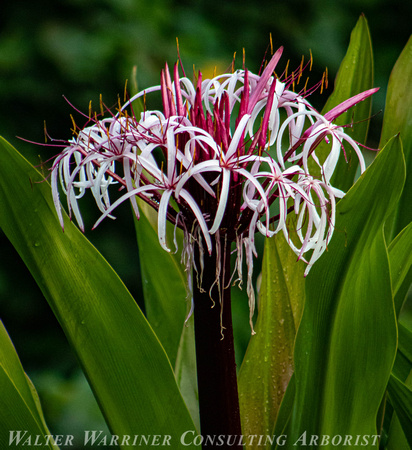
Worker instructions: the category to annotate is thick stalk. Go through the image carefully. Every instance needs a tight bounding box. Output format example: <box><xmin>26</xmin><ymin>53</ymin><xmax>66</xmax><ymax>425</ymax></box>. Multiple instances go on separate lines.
<box><xmin>193</xmin><ymin>236</ymin><xmax>243</xmax><ymax>447</ymax></box>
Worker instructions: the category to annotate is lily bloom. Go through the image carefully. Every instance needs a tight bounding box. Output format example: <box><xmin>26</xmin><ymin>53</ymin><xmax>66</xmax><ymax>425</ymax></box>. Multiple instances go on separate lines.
<box><xmin>51</xmin><ymin>47</ymin><xmax>378</xmax><ymax>323</ymax></box>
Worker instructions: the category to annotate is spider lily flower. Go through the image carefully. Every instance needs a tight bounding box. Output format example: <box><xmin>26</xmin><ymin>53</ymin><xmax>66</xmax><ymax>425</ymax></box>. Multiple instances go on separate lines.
<box><xmin>50</xmin><ymin>48</ymin><xmax>378</xmax><ymax>319</ymax></box>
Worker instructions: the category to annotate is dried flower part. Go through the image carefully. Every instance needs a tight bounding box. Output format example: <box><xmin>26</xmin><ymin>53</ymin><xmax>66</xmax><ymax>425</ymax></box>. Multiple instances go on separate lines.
<box><xmin>51</xmin><ymin>48</ymin><xmax>377</xmax><ymax>317</ymax></box>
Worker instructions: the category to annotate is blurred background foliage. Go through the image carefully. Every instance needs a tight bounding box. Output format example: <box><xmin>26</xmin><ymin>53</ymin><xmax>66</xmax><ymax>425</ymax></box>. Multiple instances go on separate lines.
<box><xmin>0</xmin><ymin>0</ymin><xmax>411</xmax><ymax>445</ymax></box>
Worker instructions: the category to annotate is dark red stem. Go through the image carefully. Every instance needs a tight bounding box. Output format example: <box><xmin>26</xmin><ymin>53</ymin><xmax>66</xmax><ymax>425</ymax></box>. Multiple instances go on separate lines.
<box><xmin>193</xmin><ymin>236</ymin><xmax>243</xmax><ymax>448</ymax></box>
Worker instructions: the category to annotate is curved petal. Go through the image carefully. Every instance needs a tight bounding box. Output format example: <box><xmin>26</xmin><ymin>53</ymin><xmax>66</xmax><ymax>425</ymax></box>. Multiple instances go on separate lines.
<box><xmin>92</xmin><ymin>184</ymin><xmax>158</xmax><ymax>229</ymax></box>
<box><xmin>179</xmin><ymin>189</ymin><xmax>213</xmax><ymax>254</ymax></box>
<box><xmin>225</xmin><ymin>114</ymin><xmax>250</xmax><ymax>160</ymax></box>
<box><xmin>157</xmin><ymin>189</ymin><xmax>174</xmax><ymax>252</ymax></box>
<box><xmin>175</xmin><ymin>160</ymin><xmax>221</xmax><ymax>197</ymax></box>
<box><xmin>209</xmin><ymin>167</ymin><xmax>231</xmax><ymax>234</ymax></box>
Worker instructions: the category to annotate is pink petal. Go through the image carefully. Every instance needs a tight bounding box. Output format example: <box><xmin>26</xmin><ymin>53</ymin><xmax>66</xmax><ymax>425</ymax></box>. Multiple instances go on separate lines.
<box><xmin>248</xmin><ymin>46</ymin><xmax>283</xmax><ymax>114</ymax></box>
<box><xmin>324</xmin><ymin>88</ymin><xmax>379</xmax><ymax>122</ymax></box>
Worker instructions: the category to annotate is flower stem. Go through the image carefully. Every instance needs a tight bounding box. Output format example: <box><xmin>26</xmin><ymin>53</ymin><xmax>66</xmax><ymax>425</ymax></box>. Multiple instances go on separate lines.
<box><xmin>193</xmin><ymin>236</ymin><xmax>243</xmax><ymax>447</ymax></box>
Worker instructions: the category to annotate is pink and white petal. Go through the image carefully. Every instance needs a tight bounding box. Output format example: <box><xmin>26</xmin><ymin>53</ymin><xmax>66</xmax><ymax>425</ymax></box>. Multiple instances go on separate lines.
<box><xmin>123</xmin><ymin>157</ymin><xmax>140</xmax><ymax>218</ymax></box>
<box><xmin>157</xmin><ymin>189</ymin><xmax>174</xmax><ymax>252</ymax></box>
<box><xmin>248</xmin><ymin>46</ymin><xmax>283</xmax><ymax>114</ymax></box>
<box><xmin>237</xmin><ymin>167</ymin><xmax>269</xmax><ymax>212</ymax></box>
<box><xmin>119</xmin><ymin>85</ymin><xmax>162</xmax><ymax>113</ymax></box>
<box><xmin>225</xmin><ymin>114</ymin><xmax>251</xmax><ymax>160</ymax></box>
<box><xmin>51</xmin><ymin>163</ymin><xmax>65</xmax><ymax>230</ymax></box>
<box><xmin>323</xmin><ymin>88</ymin><xmax>379</xmax><ymax>122</ymax></box>
<box><xmin>322</xmin><ymin>132</ymin><xmax>343</xmax><ymax>183</ymax></box>
<box><xmin>339</xmin><ymin>131</ymin><xmax>366</xmax><ymax>173</ymax></box>
<box><xmin>179</xmin><ymin>189</ymin><xmax>213</xmax><ymax>254</ymax></box>
<box><xmin>175</xmin><ymin>160</ymin><xmax>221</xmax><ymax>197</ymax></box>
<box><xmin>209</xmin><ymin>167</ymin><xmax>231</xmax><ymax>234</ymax></box>
<box><xmin>92</xmin><ymin>184</ymin><xmax>158</xmax><ymax>229</ymax></box>
<box><xmin>166</xmin><ymin>127</ymin><xmax>178</xmax><ymax>181</ymax></box>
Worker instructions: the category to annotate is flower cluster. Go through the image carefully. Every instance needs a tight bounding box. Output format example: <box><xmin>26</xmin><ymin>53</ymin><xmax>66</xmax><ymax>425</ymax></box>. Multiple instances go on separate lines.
<box><xmin>51</xmin><ymin>47</ymin><xmax>376</xmax><ymax>315</ymax></box>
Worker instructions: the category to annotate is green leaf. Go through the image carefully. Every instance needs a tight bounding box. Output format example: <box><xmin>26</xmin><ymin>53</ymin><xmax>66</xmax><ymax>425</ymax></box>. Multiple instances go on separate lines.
<box><xmin>398</xmin><ymin>323</ymin><xmax>412</xmax><ymax>369</ymax></box>
<box><xmin>386</xmin><ymin>411</ymin><xmax>411</xmax><ymax>450</ymax></box>
<box><xmin>238</xmin><ymin>234</ymin><xmax>305</xmax><ymax>448</ymax></box>
<box><xmin>392</xmin><ymin>320</ymin><xmax>412</xmax><ymax>382</ymax></box>
<box><xmin>282</xmin><ymin>135</ymin><xmax>404</xmax><ymax>448</ymax></box>
<box><xmin>387</xmin><ymin>374</ymin><xmax>412</xmax><ymax>448</ymax></box>
<box><xmin>272</xmin><ymin>373</ymin><xmax>295</xmax><ymax>439</ymax></box>
<box><xmin>388</xmin><ymin>220</ymin><xmax>412</xmax><ymax>316</ymax></box>
<box><xmin>0</xmin><ymin>321</ymin><xmax>58</xmax><ymax>448</ymax></box>
<box><xmin>0</xmin><ymin>137</ymin><xmax>196</xmax><ymax>444</ymax></box>
<box><xmin>380</xmin><ymin>36</ymin><xmax>412</xmax><ymax>241</ymax></box>
<box><xmin>314</xmin><ymin>14</ymin><xmax>374</xmax><ymax>191</ymax></box>
<box><xmin>134</xmin><ymin>200</ymin><xmax>188</xmax><ymax>367</ymax></box>
<box><xmin>174</xmin><ymin>319</ymin><xmax>199</xmax><ymax>431</ymax></box>
<box><xmin>134</xmin><ymin>201</ymin><xmax>199</xmax><ymax>429</ymax></box>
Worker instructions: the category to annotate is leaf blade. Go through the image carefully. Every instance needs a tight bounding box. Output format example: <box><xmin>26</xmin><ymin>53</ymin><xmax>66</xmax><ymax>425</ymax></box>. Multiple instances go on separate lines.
<box><xmin>0</xmin><ymin>137</ymin><xmax>195</xmax><ymax>442</ymax></box>
<box><xmin>387</xmin><ymin>374</ymin><xmax>412</xmax><ymax>448</ymax></box>
<box><xmin>134</xmin><ymin>200</ymin><xmax>189</xmax><ymax>367</ymax></box>
<box><xmin>283</xmin><ymin>135</ymin><xmax>404</xmax><ymax>446</ymax></box>
<box><xmin>238</xmin><ymin>234</ymin><xmax>305</xmax><ymax>447</ymax></box>
<box><xmin>0</xmin><ymin>321</ymin><xmax>58</xmax><ymax>449</ymax></box>
<box><xmin>380</xmin><ymin>36</ymin><xmax>412</xmax><ymax>241</ymax></box>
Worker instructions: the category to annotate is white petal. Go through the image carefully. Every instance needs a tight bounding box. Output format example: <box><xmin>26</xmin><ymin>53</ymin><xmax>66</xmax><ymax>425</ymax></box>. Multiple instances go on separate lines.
<box><xmin>209</xmin><ymin>168</ymin><xmax>231</xmax><ymax>234</ymax></box>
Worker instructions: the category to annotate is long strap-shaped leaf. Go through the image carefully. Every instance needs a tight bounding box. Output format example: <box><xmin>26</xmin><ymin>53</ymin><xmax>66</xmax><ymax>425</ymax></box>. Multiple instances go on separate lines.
<box><xmin>238</xmin><ymin>233</ymin><xmax>305</xmax><ymax>445</ymax></box>
<box><xmin>133</xmin><ymin>200</ymin><xmax>188</xmax><ymax>368</ymax></box>
<box><xmin>277</xmin><ymin>135</ymin><xmax>404</xmax><ymax>449</ymax></box>
<box><xmin>0</xmin><ymin>321</ymin><xmax>59</xmax><ymax>448</ymax></box>
<box><xmin>387</xmin><ymin>374</ymin><xmax>412</xmax><ymax>448</ymax></box>
<box><xmin>0</xmin><ymin>137</ymin><xmax>195</xmax><ymax>446</ymax></box>
<box><xmin>133</xmin><ymin>201</ymin><xmax>199</xmax><ymax>429</ymax></box>
<box><xmin>380</xmin><ymin>36</ymin><xmax>412</xmax><ymax>242</ymax></box>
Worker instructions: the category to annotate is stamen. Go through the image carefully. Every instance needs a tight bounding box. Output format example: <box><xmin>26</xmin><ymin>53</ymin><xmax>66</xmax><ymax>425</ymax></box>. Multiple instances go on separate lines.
<box><xmin>176</xmin><ymin>37</ymin><xmax>186</xmax><ymax>76</ymax></box>
<box><xmin>309</xmin><ymin>49</ymin><xmax>313</xmax><ymax>71</ymax></box>
<box><xmin>303</xmin><ymin>76</ymin><xmax>310</xmax><ymax>94</ymax></box>
<box><xmin>89</xmin><ymin>100</ymin><xmax>92</xmax><ymax>120</ymax></box>
<box><xmin>231</xmin><ymin>52</ymin><xmax>236</xmax><ymax>73</ymax></box>
<box><xmin>270</xmin><ymin>32</ymin><xmax>273</xmax><ymax>55</ymax></box>
<box><xmin>43</xmin><ymin>121</ymin><xmax>48</xmax><ymax>143</ymax></box>
<box><xmin>298</xmin><ymin>55</ymin><xmax>304</xmax><ymax>84</ymax></box>
<box><xmin>70</xmin><ymin>114</ymin><xmax>77</xmax><ymax>135</ymax></box>
<box><xmin>100</xmin><ymin>94</ymin><xmax>104</xmax><ymax>117</ymax></box>
<box><xmin>124</xmin><ymin>79</ymin><xmax>128</xmax><ymax>103</ymax></box>
<box><xmin>284</xmin><ymin>59</ymin><xmax>290</xmax><ymax>80</ymax></box>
